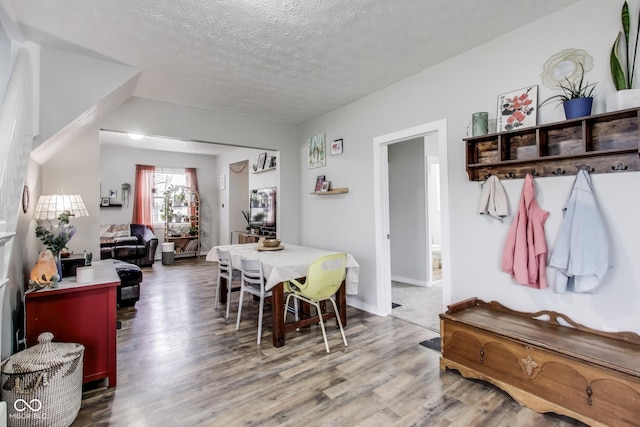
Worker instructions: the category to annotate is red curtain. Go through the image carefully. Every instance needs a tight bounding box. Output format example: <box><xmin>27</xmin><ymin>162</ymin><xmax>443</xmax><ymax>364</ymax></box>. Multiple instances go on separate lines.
<box><xmin>132</xmin><ymin>164</ymin><xmax>155</xmax><ymax>230</ymax></box>
<box><xmin>186</xmin><ymin>168</ymin><xmax>199</xmax><ymax>192</ymax></box>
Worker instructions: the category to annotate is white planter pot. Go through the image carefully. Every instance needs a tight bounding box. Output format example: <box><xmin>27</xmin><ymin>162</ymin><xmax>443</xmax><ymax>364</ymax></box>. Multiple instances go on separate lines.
<box><xmin>605</xmin><ymin>89</ymin><xmax>640</xmax><ymax>112</ymax></box>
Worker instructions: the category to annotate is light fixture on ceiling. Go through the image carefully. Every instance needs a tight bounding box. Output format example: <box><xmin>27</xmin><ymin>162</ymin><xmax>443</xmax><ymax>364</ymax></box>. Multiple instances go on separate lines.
<box><xmin>128</xmin><ymin>133</ymin><xmax>145</xmax><ymax>140</ymax></box>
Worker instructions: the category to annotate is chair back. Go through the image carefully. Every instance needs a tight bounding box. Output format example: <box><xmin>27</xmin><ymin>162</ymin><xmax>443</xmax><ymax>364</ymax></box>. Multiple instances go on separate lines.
<box><xmin>216</xmin><ymin>249</ymin><xmax>233</xmax><ymax>280</ymax></box>
<box><xmin>297</xmin><ymin>253</ymin><xmax>347</xmax><ymax>300</ymax></box>
<box><xmin>240</xmin><ymin>257</ymin><xmax>265</xmax><ymax>288</ymax></box>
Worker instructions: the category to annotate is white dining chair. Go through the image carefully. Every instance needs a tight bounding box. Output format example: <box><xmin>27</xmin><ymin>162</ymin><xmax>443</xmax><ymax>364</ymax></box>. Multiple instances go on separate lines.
<box><xmin>236</xmin><ymin>257</ymin><xmax>272</xmax><ymax>344</ymax></box>
<box><xmin>215</xmin><ymin>248</ymin><xmax>241</xmax><ymax>319</ymax></box>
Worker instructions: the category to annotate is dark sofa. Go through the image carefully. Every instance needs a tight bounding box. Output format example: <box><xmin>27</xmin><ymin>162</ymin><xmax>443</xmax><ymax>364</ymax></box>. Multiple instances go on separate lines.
<box><xmin>100</xmin><ymin>224</ymin><xmax>158</xmax><ymax>267</ymax></box>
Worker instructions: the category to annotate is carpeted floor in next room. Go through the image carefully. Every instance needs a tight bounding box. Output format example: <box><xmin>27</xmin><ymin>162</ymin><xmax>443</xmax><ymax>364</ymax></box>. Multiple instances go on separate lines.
<box><xmin>391</xmin><ymin>278</ymin><xmax>443</xmax><ymax>333</ymax></box>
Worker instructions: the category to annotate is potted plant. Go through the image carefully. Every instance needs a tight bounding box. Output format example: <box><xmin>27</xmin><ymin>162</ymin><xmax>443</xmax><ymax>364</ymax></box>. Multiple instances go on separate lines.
<box><xmin>608</xmin><ymin>1</ymin><xmax>640</xmax><ymax>111</ymax></box>
<box><xmin>542</xmin><ymin>63</ymin><xmax>597</xmax><ymax>119</ymax></box>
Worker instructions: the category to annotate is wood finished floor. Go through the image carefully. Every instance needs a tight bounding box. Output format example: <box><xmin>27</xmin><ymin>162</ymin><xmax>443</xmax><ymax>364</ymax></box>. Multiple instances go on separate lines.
<box><xmin>73</xmin><ymin>257</ymin><xmax>586</xmax><ymax>426</ymax></box>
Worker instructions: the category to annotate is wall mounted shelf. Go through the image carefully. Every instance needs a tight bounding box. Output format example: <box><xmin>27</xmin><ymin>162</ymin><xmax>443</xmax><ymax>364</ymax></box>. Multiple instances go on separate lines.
<box><xmin>310</xmin><ymin>187</ymin><xmax>349</xmax><ymax>195</ymax></box>
<box><xmin>252</xmin><ymin>166</ymin><xmax>276</xmax><ymax>174</ymax></box>
<box><xmin>465</xmin><ymin>107</ymin><xmax>640</xmax><ymax>180</ymax></box>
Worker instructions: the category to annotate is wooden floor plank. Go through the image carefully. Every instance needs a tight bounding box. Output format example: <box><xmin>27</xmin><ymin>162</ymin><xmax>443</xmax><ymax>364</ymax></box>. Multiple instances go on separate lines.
<box><xmin>72</xmin><ymin>258</ymin><xmax>587</xmax><ymax>426</ymax></box>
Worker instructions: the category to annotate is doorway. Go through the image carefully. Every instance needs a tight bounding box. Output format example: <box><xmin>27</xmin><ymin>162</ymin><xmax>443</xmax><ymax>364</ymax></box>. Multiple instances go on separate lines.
<box><xmin>372</xmin><ymin>119</ymin><xmax>451</xmax><ymax>326</ymax></box>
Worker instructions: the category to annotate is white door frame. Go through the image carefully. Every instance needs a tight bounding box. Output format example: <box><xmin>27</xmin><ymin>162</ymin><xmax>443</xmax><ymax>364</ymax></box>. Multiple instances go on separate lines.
<box><xmin>372</xmin><ymin>119</ymin><xmax>451</xmax><ymax>316</ymax></box>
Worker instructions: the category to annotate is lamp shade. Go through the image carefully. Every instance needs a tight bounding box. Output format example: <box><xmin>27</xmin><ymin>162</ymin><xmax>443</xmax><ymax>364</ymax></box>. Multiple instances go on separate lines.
<box><xmin>33</xmin><ymin>194</ymin><xmax>89</xmax><ymax>220</ymax></box>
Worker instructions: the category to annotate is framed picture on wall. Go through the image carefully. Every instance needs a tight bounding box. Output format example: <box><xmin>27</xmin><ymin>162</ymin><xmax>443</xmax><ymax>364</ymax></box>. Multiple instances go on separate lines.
<box><xmin>308</xmin><ymin>134</ymin><xmax>326</xmax><ymax>168</ymax></box>
<box><xmin>331</xmin><ymin>139</ymin><xmax>343</xmax><ymax>155</ymax></box>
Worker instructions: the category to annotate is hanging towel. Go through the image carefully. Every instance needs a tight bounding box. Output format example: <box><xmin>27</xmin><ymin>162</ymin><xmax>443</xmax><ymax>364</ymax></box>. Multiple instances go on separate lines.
<box><xmin>477</xmin><ymin>175</ymin><xmax>508</xmax><ymax>220</ymax></box>
<box><xmin>501</xmin><ymin>173</ymin><xmax>550</xmax><ymax>289</ymax></box>
<box><xmin>548</xmin><ymin>169</ymin><xmax>609</xmax><ymax>293</ymax></box>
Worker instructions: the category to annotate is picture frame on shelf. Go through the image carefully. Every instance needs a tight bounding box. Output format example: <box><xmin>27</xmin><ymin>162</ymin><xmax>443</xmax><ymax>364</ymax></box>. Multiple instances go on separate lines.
<box><xmin>269</xmin><ymin>155</ymin><xmax>277</xmax><ymax>168</ymax></box>
<box><xmin>315</xmin><ymin>175</ymin><xmax>325</xmax><ymax>192</ymax></box>
<box><xmin>321</xmin><ymin>181</ymin><xmax>331</xmax><ymax>192</ymax></box>
<box><xmin>331</xmin><ymin>138</ymin><xmax>343</xmax><ymax>155</ymax></box>
<box><xmin>257</xmin><ymin>152</ymin><xmax>267</xmax><ymax>170</ymax></box>
<box><xmin>101</xmin><ymin>197</ymin><xmax>110</xmax><ymax>207</ymax></box>
<box><xmin>496</xmin><ymin>85</ymin><xmax>537</xmax><ymax>133</ymax></box>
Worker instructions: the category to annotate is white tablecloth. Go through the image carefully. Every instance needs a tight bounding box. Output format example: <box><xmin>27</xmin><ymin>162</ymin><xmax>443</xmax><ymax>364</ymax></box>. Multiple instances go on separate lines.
<box><xmin>206</xmin><ymin>243</ymin><xmax>359</xmax><ymax>294</ymax></box>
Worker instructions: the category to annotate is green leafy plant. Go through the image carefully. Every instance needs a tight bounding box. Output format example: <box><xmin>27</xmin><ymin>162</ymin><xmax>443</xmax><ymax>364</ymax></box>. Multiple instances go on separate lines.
<box><xmin>611</xmin><ymin>1</ymin><xmax>640</xmax><ymax>90</ymax></box>
<box><xmin>541</xmin><ymin>64</ymin><xmax>597</xmax><ymax>107</ymax></box>
<box><xmin>35</xmin><ymin>211</ymin><xmax>76</xmax><ymax>255</ymax></box>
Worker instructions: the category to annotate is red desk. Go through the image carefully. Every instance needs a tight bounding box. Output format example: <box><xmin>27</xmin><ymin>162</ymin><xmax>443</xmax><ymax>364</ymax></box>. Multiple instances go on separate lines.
<box><xmin>26</xmin><ymin>261</ymin><xmax>119</xmax><ymax>387</ymax></box>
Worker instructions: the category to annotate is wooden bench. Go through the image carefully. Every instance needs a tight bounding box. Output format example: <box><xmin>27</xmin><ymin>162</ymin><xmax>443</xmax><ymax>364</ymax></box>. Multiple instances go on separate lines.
<box><xmin>440</xmin><ymin>298</ymin><xmax>640</xmax><ymax>427</ymax></box>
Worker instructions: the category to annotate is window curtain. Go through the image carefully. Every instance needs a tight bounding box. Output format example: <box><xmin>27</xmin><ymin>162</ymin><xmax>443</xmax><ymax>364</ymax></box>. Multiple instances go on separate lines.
<box><xmin>132</xmin><ymin>164</ymin><xmax>155</xmax><ymax>230</ymax></box>
<box><xmin>186</xmin><ymin>168</ymin><xmax>199</xmax><ymax>192</ymax></box>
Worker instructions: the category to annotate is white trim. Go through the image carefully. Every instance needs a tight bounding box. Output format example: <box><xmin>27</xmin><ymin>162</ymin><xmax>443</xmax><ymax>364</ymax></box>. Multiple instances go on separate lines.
<box><xmin>391</xmin><ymin>275</ymin><xmax>429</xmax><ymax>288</ymax></box>
<box><xmin>372</xmin><ymin>119</ymin><xmax>451</xmax><ymax>317</ymax></box>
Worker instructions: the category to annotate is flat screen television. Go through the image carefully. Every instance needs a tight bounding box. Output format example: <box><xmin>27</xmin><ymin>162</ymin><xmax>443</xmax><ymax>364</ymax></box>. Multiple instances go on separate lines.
<box><xmin>249</xmin><ymin>187</ymin><xmax>276</xmax><ymax>230</ymax></box>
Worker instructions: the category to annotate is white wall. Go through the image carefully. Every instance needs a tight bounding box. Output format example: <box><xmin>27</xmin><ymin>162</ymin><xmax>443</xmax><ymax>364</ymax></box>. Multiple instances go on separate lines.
<box><xmin>99</xmin><ymin>144</ymin><xmax>218</xmax><ymax>253</ymax></box>
<box><xmin>298</xmin><ymin>0</ymin><xmax>640</xmax><ymax>333</ymax></box>
<box><xmin>389</xmin><ymin>137</ymin><xmax>427</xmax><ymax>285</ymax></box>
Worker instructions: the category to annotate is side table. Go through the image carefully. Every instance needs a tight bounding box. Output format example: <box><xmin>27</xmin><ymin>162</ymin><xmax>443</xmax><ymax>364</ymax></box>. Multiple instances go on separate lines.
<box><xmin>26</xmin><ymin>260</ymin><xmax>119</xmax><ymax>387</ymax></box>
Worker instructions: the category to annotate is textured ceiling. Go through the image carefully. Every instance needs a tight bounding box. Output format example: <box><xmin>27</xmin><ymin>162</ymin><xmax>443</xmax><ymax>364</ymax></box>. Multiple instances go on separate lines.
<box><xmin>9</xmin><ymin>0</ymin><xmax>579</xmax><ymax>124</ymax></box>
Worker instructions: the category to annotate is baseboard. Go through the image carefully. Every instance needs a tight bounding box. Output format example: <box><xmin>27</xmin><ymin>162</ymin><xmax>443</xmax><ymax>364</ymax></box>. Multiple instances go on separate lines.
<box><xmin>347</xmin><ymin>297</ymin><xmax>384</xmax><ymax>316</ymax></box>
<box><xmin>391</xmin><ymin>275</ymin><xmax>429</xmax><ymax>287</ymax></box>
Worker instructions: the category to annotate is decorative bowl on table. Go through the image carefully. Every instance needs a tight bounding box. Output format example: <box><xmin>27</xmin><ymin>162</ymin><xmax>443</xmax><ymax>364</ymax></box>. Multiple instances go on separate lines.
<box><xmin>261</xmin><ymin>239</ymin><xmax>281</xmax><ymax>248</ymax></box>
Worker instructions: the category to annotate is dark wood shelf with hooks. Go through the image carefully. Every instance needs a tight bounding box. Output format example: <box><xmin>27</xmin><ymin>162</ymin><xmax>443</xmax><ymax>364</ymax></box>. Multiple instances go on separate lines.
<box><xmin>464</xmin><ymin>107</ymin><xmax>640</xmax><ymax>180</ymax></box>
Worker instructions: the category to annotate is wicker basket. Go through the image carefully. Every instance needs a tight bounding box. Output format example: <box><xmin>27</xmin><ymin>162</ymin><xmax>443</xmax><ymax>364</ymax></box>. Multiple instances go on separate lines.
<box><xmin>1</xmin><ymin>332</ymin><xmax>84</xmax><ymax>427</ymax></box>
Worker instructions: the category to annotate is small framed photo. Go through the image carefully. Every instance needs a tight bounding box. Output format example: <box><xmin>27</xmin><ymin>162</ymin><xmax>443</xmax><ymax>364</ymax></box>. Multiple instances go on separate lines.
<box><xmin>101</xmin><ymin>197</ymin><xmax>110</xmax><ymax>207</ymax></box>
<box><xmin>256</xmin><ymin>152</ymin><xmax>267</xmax><ymax>170</ymax></box>
<box><xmin>321</xmin><ymin>181</ymin><xmax>331</xmax><ymax>192</ymax></box>
<box><xmin>109</xmin><ymin>189</ymin><xmax>117</xmax><ymax>198</ymax></box>
<box><xmin>331</xmin><ymin>138</ymin><xmax>343</xmax><ymax>155</ymax></box>
<box><xmin>269</xmin><ymin>155</ymin><xmax>277</xmax><ymax>168</ymax></box>
<box><xmin>315</xmin><ymin>175</ymin><xmax>325</xmax><ymax>192</ymax></box>
<box><xmin>497</xmin><ymin>85</ymin><xmax>537</xmax><ymax>133</ymax></box>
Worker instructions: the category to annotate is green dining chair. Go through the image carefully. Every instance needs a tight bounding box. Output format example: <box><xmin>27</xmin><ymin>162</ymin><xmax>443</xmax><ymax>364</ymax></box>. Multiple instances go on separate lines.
<box><xmin>283</xmin><ymin>253</ymin><xmax>348</xmax><ymax>353</ymax></box>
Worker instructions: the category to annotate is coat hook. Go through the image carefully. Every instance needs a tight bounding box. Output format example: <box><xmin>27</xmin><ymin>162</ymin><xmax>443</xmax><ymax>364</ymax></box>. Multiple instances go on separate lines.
<box><xmin>504</xmin><ymin>171</ymin><xmax>515</xmax><ymax>179</ymax></box>
<box><xmin>552</xmin><ymin>168</ymin><xmax>566</xmax><ymax>175</ymax></box>
<box><xmin>530</xmin><ymin>170</ymin><xmax>539</xmax><ymax>176</ymax></box>
<box><xmin>576</xmin><ymin>164</ymin><xmax>595</xmax><ymax>173</ymax></box>
<box><xmin>612</xmin><ymin>162</ymin><xmax>628</xmax><ymax>171</ymax></box>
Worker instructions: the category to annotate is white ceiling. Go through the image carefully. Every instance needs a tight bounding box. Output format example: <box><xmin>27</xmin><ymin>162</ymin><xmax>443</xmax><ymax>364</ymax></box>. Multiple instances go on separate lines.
<box><xmin>100</xmin><ymin>129</ymin><xmax>240</xmax><ymax>155</ymax></box>
<box><xmin>8</xmin><ymin>0</ymin><xmax>580</xmax><ymax>125</ymax></box>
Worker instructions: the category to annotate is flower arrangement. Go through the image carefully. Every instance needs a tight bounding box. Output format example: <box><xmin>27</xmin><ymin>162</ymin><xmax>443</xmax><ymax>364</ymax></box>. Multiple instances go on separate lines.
<box><xmin>35</xmin><ymin>211</ymin><xmax>77</xmax><ymax>255</ymax></box>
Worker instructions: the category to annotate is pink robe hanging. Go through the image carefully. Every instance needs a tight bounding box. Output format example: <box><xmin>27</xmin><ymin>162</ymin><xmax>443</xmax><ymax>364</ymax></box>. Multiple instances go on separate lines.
<box><xmin>501</xmin><ymin>174</ymin><xmax>550</xmax><ymax>289</ymax></box>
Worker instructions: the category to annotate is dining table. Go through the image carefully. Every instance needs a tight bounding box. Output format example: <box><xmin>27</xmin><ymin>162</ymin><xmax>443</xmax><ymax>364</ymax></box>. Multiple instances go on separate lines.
<box><xmin>206</xmin><ymin>242</ymin><xmax>359</xmax><ymax>347</ymax></box>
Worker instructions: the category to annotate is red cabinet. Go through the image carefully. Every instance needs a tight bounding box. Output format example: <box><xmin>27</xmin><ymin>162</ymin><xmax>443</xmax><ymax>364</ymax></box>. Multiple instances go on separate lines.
<box><xmin>26</xmin><ymin>261</ymin><xmax>119</xmax><ymax>387</ymax></box>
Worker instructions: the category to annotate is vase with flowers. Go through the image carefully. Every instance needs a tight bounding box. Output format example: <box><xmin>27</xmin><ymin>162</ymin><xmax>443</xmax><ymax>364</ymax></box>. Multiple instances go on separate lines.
<box><xmin>35</xmin><ymin>211</ymin><xmax>77</xmax><ymax>278</ymax></box>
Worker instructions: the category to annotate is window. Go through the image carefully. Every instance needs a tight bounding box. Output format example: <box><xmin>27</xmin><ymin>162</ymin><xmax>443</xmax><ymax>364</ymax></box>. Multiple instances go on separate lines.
<box><xmin>152</xmin><ymin>168</ymin><xmax>187</xmax><ymax>223</ymax></box>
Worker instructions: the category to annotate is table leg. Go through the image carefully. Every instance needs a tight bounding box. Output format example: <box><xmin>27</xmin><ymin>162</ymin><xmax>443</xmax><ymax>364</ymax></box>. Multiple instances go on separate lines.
<box><xmin>219</xmin><ymin>276</ymin><xmax>228</xmax><ymax>304</ymax></box>
<box><xmin>338</xmin><ymin>279</ymin><xmax>347</xmax><ymax>326</ymax></box>
<box><xmin>272</xmin><ymin>282</ymin><xmax>285</xmax><ymax>347</ymax></box>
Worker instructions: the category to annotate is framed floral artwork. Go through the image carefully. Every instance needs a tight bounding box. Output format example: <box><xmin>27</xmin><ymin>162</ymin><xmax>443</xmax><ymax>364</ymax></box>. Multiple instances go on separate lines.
<box><xmin>496</xmin><ymin>85</ymin><xmax>537</xmax><ymax>133</ymax></box>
